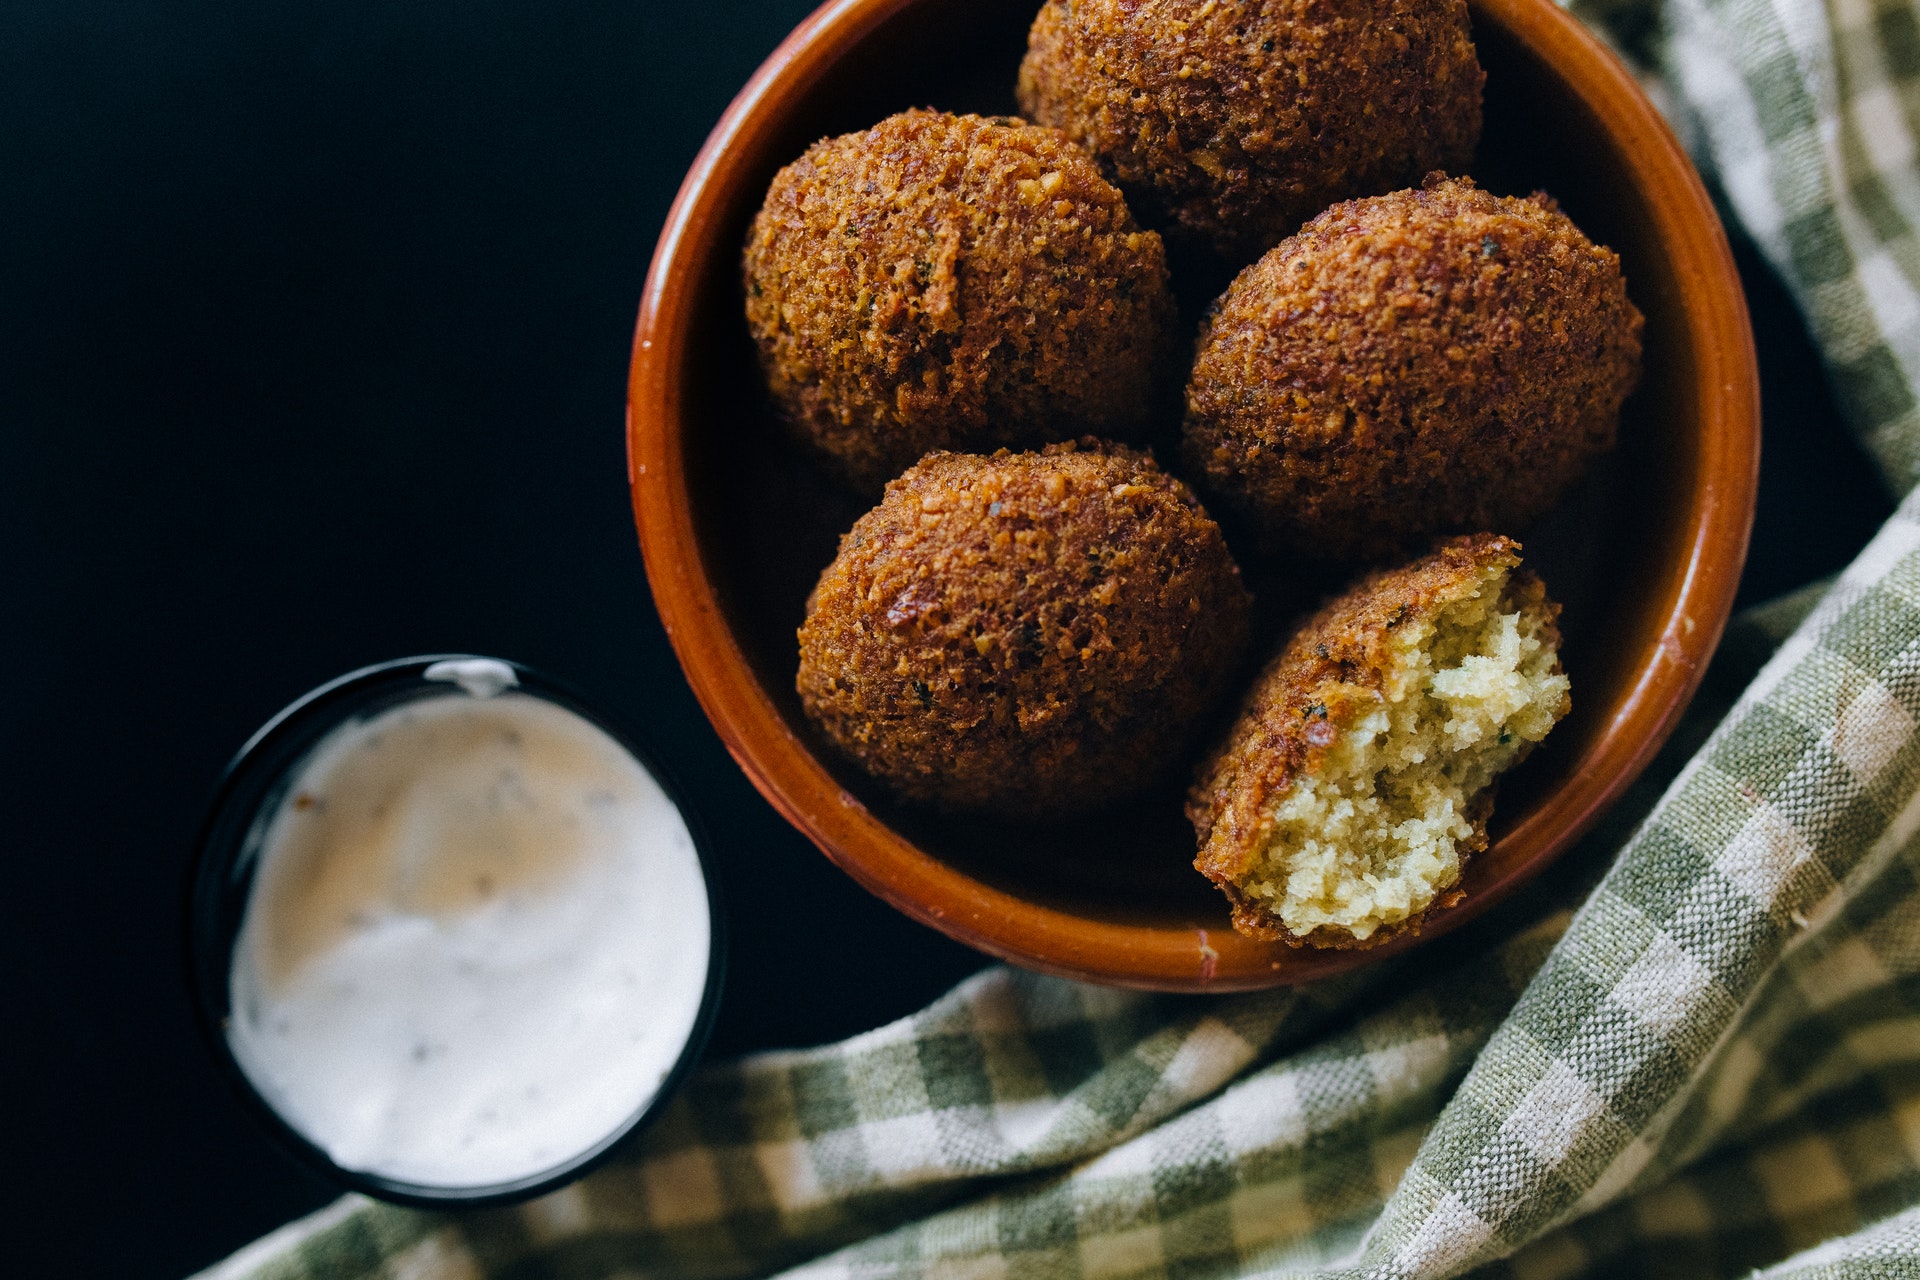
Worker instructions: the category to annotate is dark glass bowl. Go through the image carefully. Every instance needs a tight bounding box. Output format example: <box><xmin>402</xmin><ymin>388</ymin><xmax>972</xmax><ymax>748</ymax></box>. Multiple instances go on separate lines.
<box><xmin>186</xmin><ymin>655</ymin><xmax>726</xmax><ymax>1208</ymax></box>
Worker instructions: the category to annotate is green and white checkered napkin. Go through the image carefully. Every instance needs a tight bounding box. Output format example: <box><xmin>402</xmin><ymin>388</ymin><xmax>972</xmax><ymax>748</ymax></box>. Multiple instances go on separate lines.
<box><xmin>197</xmin><ymin>0</ymin><xmax>1920</xmax><ymax>1274</ymax></box>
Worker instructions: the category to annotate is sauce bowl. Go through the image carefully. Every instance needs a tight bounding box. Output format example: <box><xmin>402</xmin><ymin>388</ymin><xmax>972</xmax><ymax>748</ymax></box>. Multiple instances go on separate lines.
<box><xmin>187</xmin><ymin>656</ymin><xmax>726</xmax><ymax>1205</ymax></box>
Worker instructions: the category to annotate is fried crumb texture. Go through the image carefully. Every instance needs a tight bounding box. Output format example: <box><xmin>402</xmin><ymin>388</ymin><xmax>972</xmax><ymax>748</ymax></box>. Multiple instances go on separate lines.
<box><xmin>1189</xmin><ymin>534</ymin><xmax>1570</xmax><ymax>947</ymax></box>
<box><xmin>798</xmin><ymin>440</ymin><xmax>1252</xmax><ymax>817</ymax></box>
<box><xmin>1018</xmin><ymin>0</ymin><xmax>1483</xmax><ymax>259</ymax></box>
<box><xmin>744</xmin><ymin>110</ymin><xmax>1175</xmax><ymax>490</ymax></box>
<box><xmin>1183</xmin><ymin>175</ymin><xmax>1644</xmax><ymax>562</ymax></box>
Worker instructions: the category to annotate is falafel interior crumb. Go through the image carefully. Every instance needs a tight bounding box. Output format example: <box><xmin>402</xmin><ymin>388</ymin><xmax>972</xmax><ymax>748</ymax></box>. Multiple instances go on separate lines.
<box><xmin>1248</xmin><ymin>569</ymin><xmax>1568</xmax><ymax>940</ymax></box>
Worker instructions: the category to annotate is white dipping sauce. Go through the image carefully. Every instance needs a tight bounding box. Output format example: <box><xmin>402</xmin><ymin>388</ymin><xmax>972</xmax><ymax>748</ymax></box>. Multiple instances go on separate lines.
<box><xmin>226</xmin><ymin>685</ymin><xmax>711</xmax><ymax>1189</ymax></box>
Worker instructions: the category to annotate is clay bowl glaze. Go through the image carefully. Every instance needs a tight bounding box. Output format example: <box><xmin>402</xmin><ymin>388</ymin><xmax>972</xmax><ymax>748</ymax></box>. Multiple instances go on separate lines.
<box><xmin>629</xmin><ymin>0</ymin><xmax>1760</xmax><ymax>990</ymax></box>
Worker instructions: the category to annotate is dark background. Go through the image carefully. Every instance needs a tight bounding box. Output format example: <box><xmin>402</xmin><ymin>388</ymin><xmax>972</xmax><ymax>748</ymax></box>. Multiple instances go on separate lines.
<box><xmin>0</xmin><ymin>1</ymin><xmax>1892</xmax><ymax>1275</ymax></box>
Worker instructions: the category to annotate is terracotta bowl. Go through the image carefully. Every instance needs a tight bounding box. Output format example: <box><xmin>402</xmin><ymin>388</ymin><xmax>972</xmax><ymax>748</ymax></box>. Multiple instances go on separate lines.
<box><xmin>628</xmin><ymin>0</ymin><xmax>1759</xmax><ymax>990</ymax></box>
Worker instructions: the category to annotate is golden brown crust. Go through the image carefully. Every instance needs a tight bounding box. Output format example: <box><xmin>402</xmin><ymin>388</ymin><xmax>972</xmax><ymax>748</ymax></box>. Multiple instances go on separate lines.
<box><xmin>1188</xmin><ymin>533</ymin><xmax>1562</xmax><ymax>944</ymax></box>
<box><xmin>1017</xmin><ymin>0</ymin><xmax>1483</xmax><ymax>260</ymax></box>
<box><xmin>744</xmin><ymin>110</ymin><xmax>1176</xmax><ymax>490</ymax></box>
<box><xmin>798</xmin><ymin>440</ymin><xmax>1253</xmax><ymax>816</ymax></box>
<box><xmin>1182</xmin><ymin>176</ymin><xmax>1644</xmax><ymax>562</ymax></box>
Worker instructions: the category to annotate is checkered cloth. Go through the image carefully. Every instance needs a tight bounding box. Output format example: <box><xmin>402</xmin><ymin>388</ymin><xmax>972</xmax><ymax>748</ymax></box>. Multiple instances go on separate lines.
<box><xmin>196</xmin><ymin>0</ymin><xmax>1920</xmax><ymax>1275</ymax></box>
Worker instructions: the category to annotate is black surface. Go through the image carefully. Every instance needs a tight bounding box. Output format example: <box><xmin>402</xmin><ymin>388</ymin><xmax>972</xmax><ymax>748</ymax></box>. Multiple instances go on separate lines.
<box><xmin>0</xmin><ymin>2</ymin><xmax>1892</xmax><ymax>1276</ymax></box>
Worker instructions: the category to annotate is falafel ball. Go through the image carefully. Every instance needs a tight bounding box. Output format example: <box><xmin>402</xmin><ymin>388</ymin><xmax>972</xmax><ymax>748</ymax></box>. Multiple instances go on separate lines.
<box><xmin>744</xmin><ymin>110</ymin><xmax>1176</xmax><ymax>490</ymax></box>
<box><xmin>1190</xmin><ymin>534</ymin><xmax>1569</xmax><ymax>947</ymax></box>
<box><xmin>797</xmin><ymin>440</ymin><xmax>1252</xmax><ymax>816</ymax></box>
<box><xmin>1017</xmin><ymin>0</ymin><xmax>1483</xmax><ymax>260</ymax></box>
<box><xmin>1183</xmin><ymin>176</ymin><xmax>1644</xmax><ymax>562</ymax></box>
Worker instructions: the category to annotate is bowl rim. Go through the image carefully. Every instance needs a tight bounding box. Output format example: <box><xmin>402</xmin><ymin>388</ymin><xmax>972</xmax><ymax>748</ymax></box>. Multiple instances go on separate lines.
<box><xmin>627</xmin><ymin>0</ymin><xmax>1761</xmax><ymax>990</ymax></box>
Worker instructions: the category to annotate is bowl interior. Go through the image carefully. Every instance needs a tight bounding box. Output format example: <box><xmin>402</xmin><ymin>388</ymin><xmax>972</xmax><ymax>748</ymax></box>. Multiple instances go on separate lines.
<box><xmin>642</xmin><ymin>0</ymin><xmax>1752</xmax><ymax>987</ymax></box>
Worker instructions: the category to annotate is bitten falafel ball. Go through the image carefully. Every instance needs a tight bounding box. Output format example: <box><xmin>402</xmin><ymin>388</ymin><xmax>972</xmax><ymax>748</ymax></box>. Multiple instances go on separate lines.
<box><xmin>1017</xmin><ymin>0</ymin><xmax>1483</xmax><ymax>259</ymax></box>
<box><xmin>1183</xmin><ymin>176</ymin><xmax>1644</xmax><ymax>562</ymax></box>
<box><xmin>744</xmin><ymin>110</ymin><xmax>1176</xmax><ymax>490</ymax></box>
<box><xmin>1190</xmin><ymin>534</ymin><xmax>1569</xmax><ymax>947</ymax></box>
<box><xmin>797</xmin><ymin>441</ymin><xmax>1252</xmax><ymax>816</ymax></box>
